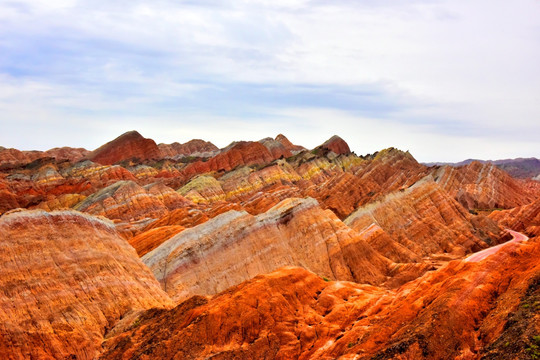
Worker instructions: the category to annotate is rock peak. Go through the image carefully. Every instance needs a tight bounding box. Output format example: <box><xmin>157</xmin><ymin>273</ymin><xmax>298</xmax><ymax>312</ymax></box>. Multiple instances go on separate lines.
<box><xmin>87</xmin><ymin>131</ymin><xmax>161</xmax><ymax>165</ymax></box>
<box><xmin>118</xmin><ymin>130</ymin><xmax>144</xmax><ymax>139</ymax></box>
<box><xmin>321</xmin><ymin>135</ymin><xmax>351</xmax><ymax>155</ymax></box>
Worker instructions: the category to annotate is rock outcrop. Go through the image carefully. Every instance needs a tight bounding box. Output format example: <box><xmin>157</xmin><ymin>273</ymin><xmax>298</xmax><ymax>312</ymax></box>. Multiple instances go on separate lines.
<box><xmin>0</xmin><ymin>147</ymin><xmax>88</xmax><ymax>165</ymax></box>
<box><xmin>158</xmin><ymin>139</ymin><xmax>218</xmax><ymax>158</ymax></box>
<box><xmin>142</xmin><ymin>197</ymin><xmax>391</xmax><ymax>301</ymax></box>
<box><xmin>275</xmin><ymin>134</ymin><xmax>305</xmax><ymax>153</ymax></box>
<box><xmin>319</xmin><ymin>135</ymin><xmax>351</xmax><ymax>155</ymax></box>
<box><xmin>74</xmin><ymin>180</ymin><xmax>190</xmax><ymax>222</ymax></box>
<box><xmin>345</xmin><ymin>179</ymin><xmax>501</xmax><ymax>258</ymax></box>
<box><xmin>490</xmin><ymin>197</ymin><xmax>540</xmax><ymax>237</ymax></box>
<box><xmin>258</xmin><ymin>137</ymin><xmax>294</xmax><ymax>159</ymax></box>
<box><xmin>433</xmin><ymin>161</ymin><xmax>536</xmax><ymax>209</ymax></box>
<box><xmin>101</xmin><ymin>235</ymin><xmax>540</xmax><ymax>359</ymax></box>
<box><xmin>0</xmin><ymin>210</ymin><xmax>173</xmax><ymax>360</ymax></box>
<box><xmin>87</xmin><ymin>131</ymin><xmax>161</xmax><ymax>165</ymax></box>
<box><xmin>181</xmin><ymin>141</ymin><xmax>280</xmax><ymax>179</ymax></box>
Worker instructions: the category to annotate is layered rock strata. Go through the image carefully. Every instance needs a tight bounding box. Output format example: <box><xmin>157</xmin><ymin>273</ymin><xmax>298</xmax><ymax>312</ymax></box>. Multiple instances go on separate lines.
<box><xmin>0</xmin><ymin>210</ymin><xmax>173</xmax><ymax>360</ymax></box>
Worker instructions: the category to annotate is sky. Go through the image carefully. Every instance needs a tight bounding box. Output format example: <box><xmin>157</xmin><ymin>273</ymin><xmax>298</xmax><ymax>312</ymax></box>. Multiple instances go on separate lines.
<box><xmin>0</xmin><ymin>0</ymin><xmax>539</xmax><ymax>162</ymax></box>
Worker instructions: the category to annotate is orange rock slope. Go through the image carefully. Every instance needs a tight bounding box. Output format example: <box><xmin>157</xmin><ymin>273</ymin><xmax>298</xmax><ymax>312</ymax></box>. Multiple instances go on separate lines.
<box><xmin>101</xmin><ymin>235</ymin><xmax>540</xmax><ymax>360</ymax></box>
<box><xmin>142</xmin><ymin>197</ymin><xmax>392</xmax><ymax>302</ymax></box>
<box><xmin>489</xmin><ymin>197</ymin><xmax>540</xmax><ymax>237</ymax></box>
<box><xmin>0</xmin><ymin>130</ymin><xmax>538</xmax><ymax>359</ymax></box>
<box><xmin>433</xmin><ymin>161</ymin><xmax>537</xmax><ymax>209</ymax></box>
<box><xmin>87</xmin><ymin>130</ymin><xmax>162</xmax><ymax>165</ymax></box>
<box><xmin>0</xmin><ymin>209</ymin><xmax>173</xmax><ymax>360</ymax></box>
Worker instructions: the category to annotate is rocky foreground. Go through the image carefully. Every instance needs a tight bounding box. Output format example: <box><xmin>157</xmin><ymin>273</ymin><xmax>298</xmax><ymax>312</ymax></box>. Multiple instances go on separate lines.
<box><xmin>0</xmin><ymin>131</ymin><xmax>538</xmax><ymax>359</ymax></box>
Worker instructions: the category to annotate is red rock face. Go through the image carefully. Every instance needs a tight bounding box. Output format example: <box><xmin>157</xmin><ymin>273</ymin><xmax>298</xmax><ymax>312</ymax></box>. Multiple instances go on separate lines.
<box><xmin>158</xmin><ymin>139</ymin><xmax>218</xmax><ymax>158</ymax></box>
<box><xmin>100</xmin><ymin>236</ymin><xmax>540</xmax><ymax>359</ymax></box>
<box><xmin>258</xmin><ymin>137</ymin><xmax>294</xmax><ymax>159</ymax></box>
<box><xmin>0</xmin><ymin>147</ymin><xmax>88</xmax><ymax>166</ymax></box>
<box><xmin>490</xmin><ymin>197</ymin><xmax>540</xmax><ymax>237</ymax></box>
<box><xmin>142</xmin><ymin>197</ymin><xmax>391</xmax><ymax>302</ymax></box>
<box><xmin>0</xmin><ymin>209</ymin><xmax>173</xmax><ymax>360</ymax></box>
<box><xmin>87</xmin><ymin>131</ymin><xmax>162</xmax><ymax>165</ymax></box>
<box><xmin>320</xmin><ymin>135</ymin><xmax>351</xmax><ymax>154</ymax></box>
<box><xmin>182</xmin><ymin>141</ymin><xmax>279</xmax><ymax>178</ymax></box>
<box><xmin>1</xmin><ymin>132</ymin><xmax>538</xmax><ymax>359</ymax></box>
<box><xmin>129</xmin><ymin>225</ymin><xmax>185</xmax><ymax>256</ymax></box>
<box><xmin>434</xmin><ymin>161</ymin><xmax>537</xmax><ymax>209</ymax></box>
<box><xmin>43</xmin><ymin>147</ymin><xmax>90</xmax><ymax>162</ymax></box>
<box><xmin>345</xmin><ymin>180</ymin><xmax>502</xmax><ymax>258</ymax></box>
<box><xmin>275</xmin><ymin>133</ymin><xmax>305</xmax><ymax>153</ymax></box>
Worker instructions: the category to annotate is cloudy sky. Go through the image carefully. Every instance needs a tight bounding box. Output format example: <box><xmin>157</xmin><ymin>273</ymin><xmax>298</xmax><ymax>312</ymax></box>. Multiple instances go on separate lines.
<box><xmin>0</xmin><ymin>0</ymin><xmax>539</xmax><ymax>162</ymax></box>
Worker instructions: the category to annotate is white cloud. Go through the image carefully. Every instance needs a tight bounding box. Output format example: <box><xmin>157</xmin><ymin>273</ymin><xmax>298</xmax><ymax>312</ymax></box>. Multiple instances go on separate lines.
<box><xmin>0</xmin><ymin>0</ymin><xmax>538</xmax><ymax>161</ymax></box>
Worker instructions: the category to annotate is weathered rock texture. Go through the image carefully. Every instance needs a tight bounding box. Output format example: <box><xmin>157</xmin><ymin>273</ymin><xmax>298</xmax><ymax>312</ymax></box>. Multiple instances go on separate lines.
<box><xmin>490</xmin><ymin>197</ymin><xmax>540</xmax><ymax>237</ymax></box>
<box><xmin>142</xmin><ymin>197</ymin><xmax>391</xmax><ymax>302</ymax></box>
<box><xmin>426</xmin><ymin>157</ymin><xmax>540</xmax><ymax>179</ymax></box>
<box><xmin>74</xmin><ymin>180</ymin><xmax>190</xmax><ymax>221</ymax></box>
<box><xmin>101</xmin><ymin>236</ymin><xmax>540</xmax><ymax>359</ymax></box>
<box><xmin>434</xmin><ymin>161</ymin><xmax>537</xmax><ymax>209</ymax></box>
<box><xmin>87</xmin><ymin>131</ymin><xmax>161</xmax><ymax>165</ymax></box>
<box><xmin>0</xmin><ymin>210</ymin><xmax>173</xmax><ymax>360</ymax></box>
<box><xmin>345</xmin><ymin>178</ymin><xmax>501</xmax><ymax>258</ymax></box>
<box><xmin>1</xmin><ymin>131</ymin><xmax>538</xmax><ymax>360</ymax></box>
<box><xmin>319</xmin><ymin>135</ymin><xmax>351</xmax><ymax>155</ymax></box>
<box><xmin>181</xmin><ymin>141</ymin><xmax>281</xmax><ymax>179</ymax></box>
<box><xmin>0</xmin><ymin>147</ymin><xmax>89</xmax><ymax>165</ymax></box>
<box><xmin>158</xmin><ymin>139</ymin><xmax>218</xmax><ymax>158</ymax></box>
<box><xmin>275</xmin><ymin>134</ymin><xmax>305</xmax><ymax>153</ymax></box>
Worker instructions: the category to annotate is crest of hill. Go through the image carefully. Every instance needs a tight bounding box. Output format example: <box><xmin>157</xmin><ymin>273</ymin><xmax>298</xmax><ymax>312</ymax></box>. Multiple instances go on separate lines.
<box><xmin>158</xmin><ymin>139</ymin><xmax>219</xmax><ymax>158</ymax></box>
<box><xmin>318</xmin><ymin>135</ymin><xmax>351</xmax><ymax>155</ymax></box>
<box><xmin>424</xmin><ymin>157</ymin><xmax>540</xmax><ymax>179</ymax></box>
<box><xmin>0</xmin><ymin>209</ymin><xmax>173</xmax><ymax>359</ymax></box>
<box><xmin>86</xmin><ymin>131</ymin><xmax>161</xmax><ymax>165</ymax></box>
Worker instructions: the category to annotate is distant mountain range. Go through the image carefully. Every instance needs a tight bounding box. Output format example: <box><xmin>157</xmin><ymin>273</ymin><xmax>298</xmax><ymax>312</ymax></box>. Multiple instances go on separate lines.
<box><xmin>424</xmin><ymin>157</ymin><xmax>540</xmax><ymax>179</ymax></box>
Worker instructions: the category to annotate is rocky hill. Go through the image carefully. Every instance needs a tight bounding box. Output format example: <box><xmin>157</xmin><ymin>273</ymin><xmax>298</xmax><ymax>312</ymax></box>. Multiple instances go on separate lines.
<box><xmin>0</xmin><ymin>131</ymin><xmax>538</xmax><ymax>359</ymax></box>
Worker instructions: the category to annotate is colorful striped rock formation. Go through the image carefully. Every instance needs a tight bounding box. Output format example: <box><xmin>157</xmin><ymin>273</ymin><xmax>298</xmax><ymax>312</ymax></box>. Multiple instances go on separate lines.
<box><xmin>0</xmin><ymin>130</ymin><xmax>538</xmax><ymax>359</ymax></box>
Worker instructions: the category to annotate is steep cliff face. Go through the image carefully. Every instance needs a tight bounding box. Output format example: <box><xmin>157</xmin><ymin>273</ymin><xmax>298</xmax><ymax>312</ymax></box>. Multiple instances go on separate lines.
<box><xmin>87</xmin><ymin>131</ymin><xmax>161</xmax><ymax>165</ymax></box>
<box><xmin>142</xmin><ymin>197</ymin><xmax>391</xmax><ymax>302</ymax></box>
<box><xmin>100</xmin><ymin>236</ymin><xmax>540</xmax><ymax>359</ymax></box>
<box><xmin>434</xmin><ymin>161</ymin><xmax>536</xmax><ymax>209</ymax></box>
<box><xmin>0</xmin><ymin>210</ymin><xmax>173</xmax><ymax>360</ymax></box>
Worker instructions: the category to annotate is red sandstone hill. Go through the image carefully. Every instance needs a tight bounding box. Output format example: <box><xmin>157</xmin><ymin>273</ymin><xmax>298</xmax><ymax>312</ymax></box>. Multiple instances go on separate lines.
<box><xmin>319</xmin><ymin>135</ymin><xmax>351</xmax><ymax>155</ymax></box>
<box><xmin>101</xmin><ymin>235</ymin><xmax>540</xmax><ymax>359</ymax></box>
<box><xmin>433</xmin><ymin>161</ymin><xmax>537</xmax><ymax>210</ymax></box>
<box><xmin>0</xmin><ymin>209</ymin><xmax>173</xmax><ymax>360</ymax></box>
<box><xmin>158</xmin><ymin>139</ymin><xmax>218</xmax><ymax>158</ymax></box>
<box><xmin>87</xmin><ymin>131</ymin><xmax>162</xmax><ymax>165</ymax></box>
<box><xmin>490</xmin><ymin>197</ymin><xmax>540</xmax><ymax>237</ymax></box>
<box><xmin>0</xmin><ymin>146</ymin><xmax>89</xmax><ymax>165</ymax></box>
<box><xmin>0</xmin><ymin>131</ymin><xmax>538</xmax><ymax>359</ymax></box>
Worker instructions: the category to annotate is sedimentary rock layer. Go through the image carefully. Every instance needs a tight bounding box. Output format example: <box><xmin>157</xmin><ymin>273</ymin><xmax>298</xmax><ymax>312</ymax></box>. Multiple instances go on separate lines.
<box><xmin>142</xmin><ymin>197</ymin><xmax>391</xmax><ymax>301</ymax></box>
<box><xmin>0</xmin><ymin>209</ymin><xmax>173</xmax><ymax>360</ymax></box>
<box><xmin>433</xmin><ymin>161</ymin><xmax>536</xmax><ymax>209</ymax></box>
<box><xmin>101</xmin><ymin>235</ymin><xmax>540</xmax><ymax>359</ymax></box>
<box><xmin>87</xmin><ymin>131</ymin><xmax>161</xmax><ymax>165</ymax></box>
<box><xmin>345</xmin><ymin>178</ymin><xmax>501</xmax><ymax>258</ymax></box>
